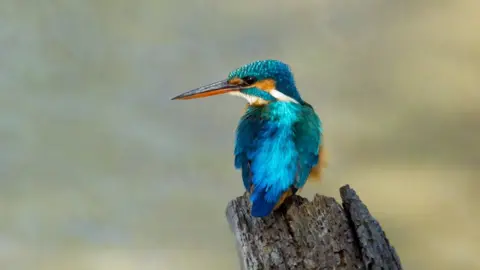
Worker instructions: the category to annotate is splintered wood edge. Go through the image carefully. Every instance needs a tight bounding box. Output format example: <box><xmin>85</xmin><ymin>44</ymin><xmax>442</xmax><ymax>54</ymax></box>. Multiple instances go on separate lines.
<box><xmin>340</xmin><ymin>185</ymin><xmax>403</xmax><ymax>270</ymax></box>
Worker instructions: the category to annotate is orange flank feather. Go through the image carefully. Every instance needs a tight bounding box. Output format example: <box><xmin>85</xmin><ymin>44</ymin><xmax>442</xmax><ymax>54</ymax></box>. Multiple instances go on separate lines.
<box><xmin>273</xmin><ymin>189</ymin><xmax>293</xmax><ymax>210</ymax></box>
<box><xmin>308</xmin><ymin>143</ymin><xmax>327</xmax><ymax>182</ymax></box>
<box><xmin>273</xmin><ymin>187</ymin><xmax>304</xmax><ymax>210</ymax></box>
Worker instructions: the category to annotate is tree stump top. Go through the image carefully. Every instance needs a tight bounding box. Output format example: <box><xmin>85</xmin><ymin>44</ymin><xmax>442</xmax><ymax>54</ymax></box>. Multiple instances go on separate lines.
<box><xmin>226</xmin><ymin>185</ymin><xmax>402</xmax><ymax>270</ymax></box>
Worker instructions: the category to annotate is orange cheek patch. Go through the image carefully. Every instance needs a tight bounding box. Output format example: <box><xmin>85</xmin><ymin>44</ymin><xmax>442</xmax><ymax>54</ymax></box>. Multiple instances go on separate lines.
<box><xmin>252</xmin><ymin>79</ymin><xmax>276</xmax><ymax>92</ymax></box>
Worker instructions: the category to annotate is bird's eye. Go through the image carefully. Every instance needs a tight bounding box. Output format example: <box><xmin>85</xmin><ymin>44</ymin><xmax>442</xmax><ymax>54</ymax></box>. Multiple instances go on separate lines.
<box><xmin>242</xmin><ymin>76</ymin><xmax>257</xmax><ymax>85</ymax></box>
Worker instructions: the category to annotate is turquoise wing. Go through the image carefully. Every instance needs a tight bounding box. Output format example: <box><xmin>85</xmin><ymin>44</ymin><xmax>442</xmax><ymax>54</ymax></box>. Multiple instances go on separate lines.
<box><xmin>234</xmin><ymin>107</ymin><xmax>262</xmax><ymax>190</ymax></box>
<box><xmin>234</xmin><ymin>106</ymin><xmax>298</xmax><ymax>217</ymax></box>
<box><xmin>294</xmin><ymin>102</ymin><xmax>322</xmax><ymax>189</ymax></box>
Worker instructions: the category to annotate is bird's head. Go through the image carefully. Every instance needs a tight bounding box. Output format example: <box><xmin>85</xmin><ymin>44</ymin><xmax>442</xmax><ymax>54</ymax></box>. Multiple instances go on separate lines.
<box><xmin>171</xmin><ymin>60</ymin><xmax>302</xmax><ymax>105</ymax></box>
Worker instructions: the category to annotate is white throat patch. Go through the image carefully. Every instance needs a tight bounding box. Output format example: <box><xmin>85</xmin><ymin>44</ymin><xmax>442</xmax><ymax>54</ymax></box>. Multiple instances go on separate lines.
<box><xmin>229</xmin><ymin>91</ymin><xmax>268</xmax><ymax>105</ymax></box>
<box><xmin>229</xmin><ymin>89</ymin><xmax>298</xmax><ymax>105</ymax></box>
<box><xmin>270</xmin><ymin>89</ymin><xmax>299</xmax><ymax>104</ymax></box>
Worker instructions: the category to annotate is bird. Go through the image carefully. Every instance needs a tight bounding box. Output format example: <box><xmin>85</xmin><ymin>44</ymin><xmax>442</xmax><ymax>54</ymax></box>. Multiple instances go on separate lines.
<box><xmin>171</xmin><ymin>60</ymin><xmax>326</xmax><ymax>217</ymax></box>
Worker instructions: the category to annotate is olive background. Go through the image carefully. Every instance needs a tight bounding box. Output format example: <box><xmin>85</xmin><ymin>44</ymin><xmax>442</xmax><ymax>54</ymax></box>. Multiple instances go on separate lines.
<box><xmin>1</xmin><ymin>1</ymin><xmax>479</xmax><ymax>269</ymax></box>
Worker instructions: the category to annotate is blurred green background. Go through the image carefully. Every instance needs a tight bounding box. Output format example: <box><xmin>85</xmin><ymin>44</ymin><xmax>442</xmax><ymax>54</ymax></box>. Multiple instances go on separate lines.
<box><xmin>1</xmin><ymin>1</ymin><xmax>479</xmax><ymax>269</ymax></box>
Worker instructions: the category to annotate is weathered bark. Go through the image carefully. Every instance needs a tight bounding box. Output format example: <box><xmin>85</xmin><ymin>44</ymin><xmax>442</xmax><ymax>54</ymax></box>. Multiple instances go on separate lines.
<box><xmin>340</xmin><ymin>186</ymin><xmax>402</xmax><ymax>270</ymax></box>
<box><xmin>225</xmin><ymin>185</ymin><xmax>402</xmax><ymax>270</ymax></box>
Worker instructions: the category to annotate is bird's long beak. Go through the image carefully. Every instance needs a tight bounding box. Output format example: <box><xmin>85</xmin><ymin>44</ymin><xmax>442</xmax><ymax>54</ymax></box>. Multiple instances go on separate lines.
<box><xmin>171</xmin><ymin>79</ymin><xmax>241</xmax><ymax>100</ymax></box>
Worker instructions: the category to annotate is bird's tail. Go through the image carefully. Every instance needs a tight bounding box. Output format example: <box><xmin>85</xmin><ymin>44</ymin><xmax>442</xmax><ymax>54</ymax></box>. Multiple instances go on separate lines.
<box><xmin>249</xmin><ymin>185</ymin><xmax>291</xmax><ymax>217</ymax></box>
<box><xmin>250</xmin><ymin>188</ymin><xmax>277</xmax><ymax>217</ymax></box>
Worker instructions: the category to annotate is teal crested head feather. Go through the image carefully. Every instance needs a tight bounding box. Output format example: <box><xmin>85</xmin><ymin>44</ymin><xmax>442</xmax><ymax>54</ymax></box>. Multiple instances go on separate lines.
<box><xmin>227</xmin><ymin>60</ymin><xmax>302</xmax><ymax>104</ymax></box>
<box><xmin>171</xmin><ymin>59</ymin><xmax>303</xmax><ymax>105</ymax></box>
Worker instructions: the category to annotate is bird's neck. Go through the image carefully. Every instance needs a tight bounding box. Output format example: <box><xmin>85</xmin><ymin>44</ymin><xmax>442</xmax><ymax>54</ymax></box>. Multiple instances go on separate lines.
<box><xmin>279</xmin><ymin>86</ymin><xmax>301</xmax><ymax>103</ymax></box>
<box><xmin>245</xmin><ymin>102</ymin><xmax>301</xmax><ymax>125</ymax></box>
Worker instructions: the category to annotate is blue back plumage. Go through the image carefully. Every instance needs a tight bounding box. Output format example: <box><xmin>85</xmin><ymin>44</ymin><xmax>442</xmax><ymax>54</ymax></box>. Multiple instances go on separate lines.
<box><xmin>293</xmin><ymin>103</ymin><xmax>323</xmax><ymax>188</ymax></box>
<box><xmin>235</xmin><ymin>102</ymin><xmax>322</xmax><ymax>217</ymax></box>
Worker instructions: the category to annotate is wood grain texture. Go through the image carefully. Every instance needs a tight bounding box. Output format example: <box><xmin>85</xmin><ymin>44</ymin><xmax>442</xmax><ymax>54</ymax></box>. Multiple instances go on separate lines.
<box><xmin>226</xmin><ymin>185</ymin><xmax>402</xmax><ymax>270</ymax></box>
<box><xmin>340</xmin><ymin>185</ymin><xmax>402</xmax><ymax>270</ymax></box>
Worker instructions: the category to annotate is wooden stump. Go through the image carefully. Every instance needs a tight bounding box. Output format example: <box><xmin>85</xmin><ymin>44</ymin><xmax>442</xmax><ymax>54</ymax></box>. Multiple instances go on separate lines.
<box><xmin>225</xmin><ymin>185</ymin><xmax>402</xmax><ymax>270</ymax></box>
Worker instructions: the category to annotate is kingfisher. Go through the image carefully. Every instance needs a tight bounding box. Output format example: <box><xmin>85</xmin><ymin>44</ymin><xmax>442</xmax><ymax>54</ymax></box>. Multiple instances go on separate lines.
<box><xmin>171</xmin><ymin>60</ymin><xmax>326</xmax><ymax>217</ymax></box>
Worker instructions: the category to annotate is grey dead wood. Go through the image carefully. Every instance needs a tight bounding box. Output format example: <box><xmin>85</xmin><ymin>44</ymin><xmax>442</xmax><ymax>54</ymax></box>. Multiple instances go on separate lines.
<box><xmin>225</xmin><ymin>185</ymin><xmax>402</xmax><ymax>270</ymax></box>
